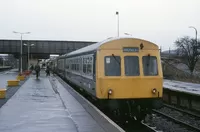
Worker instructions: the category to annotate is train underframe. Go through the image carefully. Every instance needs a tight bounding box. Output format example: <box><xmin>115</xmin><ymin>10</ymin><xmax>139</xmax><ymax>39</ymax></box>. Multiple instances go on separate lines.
<box><xmin>98</xmin><ymin>98</ymin><xmax>163</xmax><ymax>122</ymax></box>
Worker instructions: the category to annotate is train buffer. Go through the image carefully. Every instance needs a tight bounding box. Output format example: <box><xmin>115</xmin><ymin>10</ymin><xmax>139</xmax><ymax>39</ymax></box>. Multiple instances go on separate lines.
<box><xmin>0</xmin><ymin>73</ymin><xmax>124</xmax><ymax>132</ymax></box>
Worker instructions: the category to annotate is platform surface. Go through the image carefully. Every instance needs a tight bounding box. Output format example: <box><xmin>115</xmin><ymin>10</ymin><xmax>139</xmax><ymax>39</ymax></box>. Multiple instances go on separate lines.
<box><xmin>164</xmin><ymin>79</ymin><xmax>200</xmax><ymax>95</ymax></box>
<box><xmin>0</xmin><ymin>73</ymin><xmax>123</xmax><ymax>132</ymax></box>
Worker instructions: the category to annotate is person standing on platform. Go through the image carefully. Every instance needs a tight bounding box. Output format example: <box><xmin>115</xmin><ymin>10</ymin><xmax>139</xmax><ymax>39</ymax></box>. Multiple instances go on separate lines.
<box><xmin>35</xmin><ymin>63</ymin><xmax>41</xmax><ymax>79</ymax></box>
<box><xmin>46</xmin><ymin>65</ymin><xmax>50</xmax><ymax>76</ymax></box>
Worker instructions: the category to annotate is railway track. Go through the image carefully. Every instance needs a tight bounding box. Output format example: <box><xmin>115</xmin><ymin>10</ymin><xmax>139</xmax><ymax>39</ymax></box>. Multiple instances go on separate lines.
<box><xmin>163</xmin><ymin>104</ymin><xmax>200</xmax><ymax>119</ymax></box>
<box><xmin>141</xmin><ymin>121</ymin><xmax>163</xmax><ymax>132</ymax></box>
<box><xmin>152</xmin><ymin>108</ymin><xmax>200</xmax><ymax>132</ymax></box>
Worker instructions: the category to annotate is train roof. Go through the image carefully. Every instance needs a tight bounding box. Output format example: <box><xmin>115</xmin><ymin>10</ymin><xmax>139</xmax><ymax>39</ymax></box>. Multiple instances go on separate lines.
<box><xmin>66</xmin><ymin>37</ymin><xmax>157</xmax><ymax>57</ymax></box>
<box><xmin>66</xmin><ymin>37</ymin><xmax>125</xmax><ymax>56</ymax></box>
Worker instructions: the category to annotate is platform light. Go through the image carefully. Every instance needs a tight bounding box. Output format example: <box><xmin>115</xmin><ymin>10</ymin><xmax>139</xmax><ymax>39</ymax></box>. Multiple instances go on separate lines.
<box><xmin>13</xmin><ymin>31</ymin><xmax>30</xmax><ymax>73</ymax></box>
<box><xmin>116</xmin><ymin>11</ymin><xmax>119</xmax><ymax>37</ymax></box>
<box><xmin>24</xmin><ymin>43</ymin><xmax>35</xmax><ymax>70</ymax></box>
<box><xmin>189</xmin><ymin>26</ymin><xmax>197</xmax><ymax>47</ymax></box>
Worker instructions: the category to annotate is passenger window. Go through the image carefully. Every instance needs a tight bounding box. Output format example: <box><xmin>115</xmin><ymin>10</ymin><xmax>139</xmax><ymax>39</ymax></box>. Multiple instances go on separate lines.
<box><xmin>65</xmin><ymin>59</ymin><xmax>69</xmax><ymax>69</ymax></box>
<box><xmin>83</xmin><ymin>58</ymin><xmax>87</xmax><ymax>73</ymax></box>
<box><xmin>124</xmin><ymin>56</ymin><xmax>139</xmax><ymax>76</ymax></box>
<box><xmin>77</xmin><ymin>64</ymin><xmax>79</xmax><ymax>71</ymax></box>
<box><xmin>104</xmin><ymin>56</ymin><xmax>121</xmax><ymax>76</ymax></box>
<box><xmin>142</xmin><ymin>56</ymin><xmax>158</xmax><ymax>76</ymax></box>
<box><xmin>87</xmin><ymin>64</ymin><xmax>92</xmax><ymax>74</ymax></box>
<box><xmin>79</xmin><ymin>58</ymin><xmax>82</xmax><ymax>71</ymax></box>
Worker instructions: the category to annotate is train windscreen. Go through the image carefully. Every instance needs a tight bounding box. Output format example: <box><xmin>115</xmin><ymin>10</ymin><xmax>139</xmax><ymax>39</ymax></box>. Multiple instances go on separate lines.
<box><xmin>104</xmin><ymin>56</ymin><xmax>121</xmax><ymax>76</ymax></box>
<box><xmin>142</xmin><ymin>56</ymin><xmax>158</xmax><ymax>76</ymax></box>
<box><xmin>124</xmin><ymin>56</ymin><xmax>139</xmax><ymax>76</ymax></box>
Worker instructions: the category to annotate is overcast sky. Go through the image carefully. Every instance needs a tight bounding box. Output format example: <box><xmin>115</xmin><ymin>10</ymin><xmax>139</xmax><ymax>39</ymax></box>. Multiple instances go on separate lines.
<box><xmin>0</xmin><ymin>0</ymin><xmax>199</xmax><ymax>51</ymax></box>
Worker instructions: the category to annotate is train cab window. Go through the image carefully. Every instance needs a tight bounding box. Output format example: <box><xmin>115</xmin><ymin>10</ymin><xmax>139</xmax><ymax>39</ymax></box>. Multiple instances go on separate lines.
<box><xmin>142</xmin><ymin>56</ymin><xmax>158</xmax><ymax>76</ymax></box>
<box><xmin>124</xmin><ymin>56</ymin><xmax>139</xmax><ymax>76</ymax></box>
<box><xmin>104</xmin><ymin>56</ymin><xmax>121</xmax><ymax>76</ymax></box>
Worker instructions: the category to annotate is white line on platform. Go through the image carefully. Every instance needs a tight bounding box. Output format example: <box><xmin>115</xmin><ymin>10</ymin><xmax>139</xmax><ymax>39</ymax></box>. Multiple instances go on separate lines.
<box><xmin>57</xmin><ymin>76</ymin><xmax>125</xmax><ymax>132</ymax></box>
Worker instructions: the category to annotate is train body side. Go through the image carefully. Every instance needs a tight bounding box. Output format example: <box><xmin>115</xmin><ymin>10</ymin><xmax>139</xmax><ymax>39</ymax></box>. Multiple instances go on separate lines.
<box><xmin>64</xmin><ymin>52</ymin><xmax>96</xmax><ymax>96</ymax></box>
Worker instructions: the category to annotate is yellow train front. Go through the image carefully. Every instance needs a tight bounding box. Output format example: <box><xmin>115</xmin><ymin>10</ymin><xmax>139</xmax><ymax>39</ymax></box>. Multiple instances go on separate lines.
<box><xmin>95</xmin><ymin>37</ymin><xmax>163</xmax><ymax>120</ymax></box>
<box><xmin>55</xmin><ymin>37</ymin><xmax>163</xmax><ymax>121</ymax></box>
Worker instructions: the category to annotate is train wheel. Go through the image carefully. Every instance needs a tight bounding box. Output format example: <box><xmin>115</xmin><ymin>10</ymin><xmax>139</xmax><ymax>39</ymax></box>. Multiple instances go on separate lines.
<box><xmin>136</xmin><ymin>106</ymin><xmax>148</xmax><ymax>122</ymax></box>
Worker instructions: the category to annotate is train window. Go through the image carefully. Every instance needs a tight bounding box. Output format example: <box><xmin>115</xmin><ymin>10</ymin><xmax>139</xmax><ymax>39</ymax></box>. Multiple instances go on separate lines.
<box><xmin>87</xmin><ymin>64</ymin><xmax>92</xmax><ymax>74</ymax></box>
<box><xmin>72</xmin><ymin>64</ymin><xmax>74</xmax><ymax>71</ymax></box>
<box><xmin>79</xmin><ymin>57</ymin><xmax>82</xmax><ymax>71</ymax></box>
<box><xmin>72</xmin><ymin>58</ymin><xmax>75</xmax><ymax>71</ymax></box>
<box><xmin>104</xmin><ymin>56</ymin><xmax>121</xmax><ymax>76</ymax></box>
<box><xmin>77</xmin><ymin>64</ymin><xmax>79</xmax><ymax>71</ymax></box>
<box><xmin>67</xmin><ymin>60</ymin><xmax>70</xmax><ymax>69</ymax></box>
<box><xmin>89</xmin><ymin>57</ymin><xmax>92</xmax><ymax>63</ymax></box>
<box><xmin>142</xmin><ymin>56</ymin><xmax>158</xmax><ymax>76</ymax></box>
<box><xmin>75</xmin><ymin>58</ymin><xmax>77</xmax><ymax>71</ymax></box>
<box><xmin>84</xmin><ymin>58</ymin><xmax>86</xmax><ymax>63</ymax></box>
<box><xmin>69</xmin><ymin>60</ymin><xmax>71</xmax><ymax>70</ymax></box>
<box><xmin>66</xmin><ymin>59</ymin><xmax>69</xmax><ymax>69</ymax></box>
<box><xmin>124</xmin><ymin>56</ymin><xmax>139</xmax><ymax>76</ymax></box>
<box><xmin>83</xmin><ymin>64</ymin><xmax>87</xmax><ymax>73</ymax></box>
<box><xmin>74</xmin><ymin>59</ymin><xmax>76</xmax><ymax>71</ymax></box>
<box><xmin>74</xmin><ymin>64</ymin><xmax>76</xmax><ymax>71</ymax></box>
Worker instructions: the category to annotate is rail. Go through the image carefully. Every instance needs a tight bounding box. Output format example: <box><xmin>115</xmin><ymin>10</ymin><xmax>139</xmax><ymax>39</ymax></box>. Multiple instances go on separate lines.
<box><xmin>141</xmin><ymin>121</ymin><xmax>163</xmax><ymax>132</ymax></box>
<box><xmin>152</xmin><ymin>109</ymin><xmax>200</xmax><ymax>131</ymax></box>
<box><xmin>163</xmin><ymin>104</ymin><xmax>200</xmax><ymax>118</ymax></box>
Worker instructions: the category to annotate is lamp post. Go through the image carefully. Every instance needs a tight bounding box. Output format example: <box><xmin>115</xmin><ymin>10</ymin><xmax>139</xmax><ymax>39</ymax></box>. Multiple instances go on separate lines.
<box><xmin>189</xmin><ymin>26</ymin><xmax>198</xmax><ymax>46</ymax></box>
<box><xmin>116</xmin><ymin>11</ymin><xmax>119</xmax><ymax>37</ymax></box>
<box><xmin>24</xmin><ymin>43</ymin><xmax>34</xmax><ymax>70</ymax></box>
<box><xmin>13</xmin><ymin>31</ymin><xmax>30</xmax><ymax>74</ymax></box>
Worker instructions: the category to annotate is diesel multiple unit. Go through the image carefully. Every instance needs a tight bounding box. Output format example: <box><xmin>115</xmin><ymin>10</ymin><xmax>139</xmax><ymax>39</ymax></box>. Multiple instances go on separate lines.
<box><xmin>49</xmin><ymin>37</ymin><xmax>163</xmax><ymax>121</ymax></box>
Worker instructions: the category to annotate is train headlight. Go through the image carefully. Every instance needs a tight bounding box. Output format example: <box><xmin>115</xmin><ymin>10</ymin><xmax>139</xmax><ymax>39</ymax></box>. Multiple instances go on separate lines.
<box><xmin>108</xmin><ymin>89</ymin><xmax>112</xmax><ymax>95</ymax></box>
<box><xmin>152</xmin><ymin>88</ymin><xmax>157</xmax><ymax>94</ymax></box>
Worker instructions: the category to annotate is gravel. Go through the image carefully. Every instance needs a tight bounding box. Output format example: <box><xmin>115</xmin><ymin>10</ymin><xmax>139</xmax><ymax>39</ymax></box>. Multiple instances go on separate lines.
<box><xmin>158</xmin><ymin>107</ymin><xmax>200</xmax><ymax>129</ymax></box>
<box><xmin>145</xmin><ymin>113</ymin><xmax>198</xmax><ymax>132</ymax></box>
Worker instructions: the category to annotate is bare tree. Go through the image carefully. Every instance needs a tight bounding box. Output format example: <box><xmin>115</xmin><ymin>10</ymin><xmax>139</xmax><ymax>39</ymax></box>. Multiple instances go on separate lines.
<box><xmin>175</xmin><ymin>36</ymin><xmax>200</xmax><ymax>74</ymax></box>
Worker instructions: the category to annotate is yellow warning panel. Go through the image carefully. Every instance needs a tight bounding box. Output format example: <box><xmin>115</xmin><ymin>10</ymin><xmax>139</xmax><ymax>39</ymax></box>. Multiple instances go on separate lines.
<box><xmin>16</xmin><ymin>75</ymin><xmax>25</xmax><ymax>81</ymax></box>
<box><xmin>7</xmin><ymin>80</ymin><xmax>20</xmax><ymax>86</ymax></box>
<box><xmin>0</xmin><ymin>89</ymin><xmax>6</xmax><ymax>99</ymax></box>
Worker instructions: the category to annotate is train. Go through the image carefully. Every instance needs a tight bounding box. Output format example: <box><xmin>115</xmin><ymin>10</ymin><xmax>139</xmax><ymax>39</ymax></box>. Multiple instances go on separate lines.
<box><xmin>48</xmin><ymin>37</ymin><xmax>163</xmax><ymax>121</ymax></box>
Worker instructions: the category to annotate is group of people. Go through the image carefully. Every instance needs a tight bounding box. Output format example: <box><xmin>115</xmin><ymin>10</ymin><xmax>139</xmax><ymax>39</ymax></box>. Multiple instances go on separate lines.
<box><xmin>30</xmin><ymin>63</ymin><xmax>51</xmax><ymax>79</ymax></box>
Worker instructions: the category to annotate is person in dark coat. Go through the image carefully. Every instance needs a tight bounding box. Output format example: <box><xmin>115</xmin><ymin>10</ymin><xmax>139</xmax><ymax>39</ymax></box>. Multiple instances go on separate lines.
<box><xmin>35</xmin><ymin>63</ymin><xmax>41</xmax><ymax>79</ymax></box>
<box><xmin>46</xmin><ymin>65</ymin><xmax>50</xmax><ymax>76</ymax></box>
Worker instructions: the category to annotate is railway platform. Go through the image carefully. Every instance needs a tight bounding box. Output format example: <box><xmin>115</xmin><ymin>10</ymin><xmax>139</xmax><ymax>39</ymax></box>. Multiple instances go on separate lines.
<box><xmin>0</xmin><ymin>71</ymin><xmax>124</xmax><ymax>132</ymax></box>
<box><xmin>163</xmin><ymin>79</ymin><xmax>200</xmax><ymax>112</ymax></box>
<box><xmin>164</xmin><ymin>79</ymin><xmax>200</xmax><ymax>96</ymax></box>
